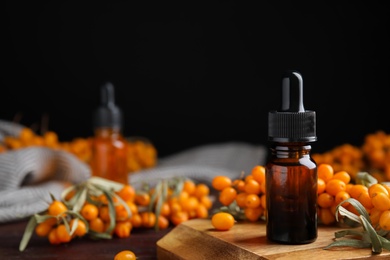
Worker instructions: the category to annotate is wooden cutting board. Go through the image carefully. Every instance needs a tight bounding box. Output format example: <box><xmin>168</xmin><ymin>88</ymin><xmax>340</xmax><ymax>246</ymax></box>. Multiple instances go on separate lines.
<box><xmin>156</xmin><ymin>219</ymin><xmax>390</xmax><ymax>259</ymax></box>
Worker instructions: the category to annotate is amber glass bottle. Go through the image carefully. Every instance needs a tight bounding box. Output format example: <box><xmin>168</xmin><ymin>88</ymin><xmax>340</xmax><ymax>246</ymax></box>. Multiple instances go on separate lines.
<box><xmin>266</xmin><ymin>70</ymin><xmax>317</xmax><ymax>244</ymax></box>
<box><xmin>90</xmin><ymin>82</ymin><xmax>128</xmax><ymax>184</ymax></box>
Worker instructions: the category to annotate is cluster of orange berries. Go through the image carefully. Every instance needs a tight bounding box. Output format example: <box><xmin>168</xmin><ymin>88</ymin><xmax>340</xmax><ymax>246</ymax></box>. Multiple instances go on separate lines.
<box><xmin>211</xmin><ymin>165</ymin><xmax>266</xmax><ymax>222</ymax></box>
<box><xmin>0</xmin><ymin>127</ymin><xmax>157</xmax><ymax>173</ymax></box>
<box><xmin>20</xmin><ymin>177</ymin><xmax>213</xmax><ymax>250</ymax></box>
<box><xmin>312</xmin><ymin>130</ymin><xmax>390</xmax><ymax>182</ymax></box>
<box><xmin>316</xmin><ymin>163</ymin><xmax>390</xmax><ymax>231</ymax></box>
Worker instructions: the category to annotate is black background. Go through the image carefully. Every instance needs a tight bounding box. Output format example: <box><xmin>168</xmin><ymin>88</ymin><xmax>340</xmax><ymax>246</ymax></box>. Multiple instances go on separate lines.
<box><xmin>2</xmin><ymin>1</ymin><xmax>390</xmax><ymax>158</ymax></box>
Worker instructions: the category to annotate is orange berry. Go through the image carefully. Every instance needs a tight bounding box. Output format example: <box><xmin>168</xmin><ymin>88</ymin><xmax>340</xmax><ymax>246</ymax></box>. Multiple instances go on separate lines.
<box><xmin>317</xmin><ymin>192</ymin><xmax>335</xmax><ymax>208</ymax></box>
<box><xmin>56</xmin><ymin>224</ymin><xmax>72</xmax><ymax>243</ymax></box>
<box><xmin>380</xmin><ymin>210</ymin><xmax>390</xmax><ymax>231</ymax></box>
<box><xmin>244</xmin><ymin>207</ymin><xmax>263</xmax><ymax>222</ymax></box>
<box><xmin>130</xmin><ymin>214</ymin><xmax>142</xmax><ymax>228</ymax></box>
<box><xmin>200</xmin><ymin>195</ymin><xmax>213</xmax><ymax>210</ymax></box>
<box><xmin>135</xmin><ymin>192</ymin><xmax>150</xmax><ymax>206</ymax></box>
<box><xmin>235</xmin><ymin>192</ymin><xmax>248</xmax><ymax>208</ymax></box>
<box><xmin>319</xmin><ymin>207</ymin><xmax>336</xmax><ymax>225</ymax></box>
<box><xmin>48</xmin><ymin>228</ymin><xmax>61</xmax><ymax>245</ymax></box>
<box><xmin>232</xmin><ymin>179</ymin><xmax>246</xmax><ymax>192</ymax></box>
<box><xmin>372</xmin><ymin>192</ymin><xmax>390</xmax><ymax>211</ymax></box>
<box><xmin>318</xmin><ymin>163</ymin><xmax>334</xmax><ymax>183</ymax></box>
<box><xmin>182</xmin><ymin>179</ymin><xmax>196</xmax><ymax>195</ymax></box>
<box><xmin>141</xmin><ymin>211</ymin><xmax>156</xmax><ymax>228</ymax></box>
<box><xmin>157</xmin><ymin>215</ymin><xmax>170</xmax><ymax>230</ymax></box>
<box><xmin>325</xmin><ymin>179</ymin><xmax>346</xmax><ymax>197</ymax></box>
<box><xmin>244</xmin><ymin>179</ymin><xmax>261</xmax><ymax>195</ymax></box>
<box><xmin>35</xmin><ymin>221</ymin><xmax>54</xmax><ymax>237</ymax></box>
<box><xmin>195</xmin><ymin>204</ymin><xmax>209</xmax><ymax>219</ymax></box>
<box><xmin>117</xmin><ymin>185</ymin><xmax>136</xmax><ymax>202</ymax></box>
<box><xmin>194</xmin><ymin>183</ymin><xmax>210</xmax><ymax>198</ymax></box>
<box><xmin>251</xmin><ymin>165</ymin><xmax>266</xmax><ymax>184</ymax></box>
<box><xmin>70</xmin><ymin>218</ymin><xmax>87</xmax><ymax>237</ymax></box>
<box><xmin>332</xmin><ymin>170</ymin><xmax>351</xmax><ymax>184</ymax></box>
<box><xmin>349</xmin><ymin>184</ymin><xmax>368</xmax><ymax>199</ymax></box>
<box><xmin>89</xmin><ymin>217</ymin><xmax>105</xmax><ymax>233</ymax></box>
<box><xmin>81</xmin><ymin>203</ymin><xmax>99</xmax><ymax>221</ymax></box>
<box><xmin>211</xmin><ymin>212</ymin><xmax>235</xmax><ymax>231</ymax></box>
<box><xmin>334</xmin><ymin>191</ymin><xmax>351</xmax><ymax>207</ymax></box>
<box><xmin>48</xmin><ymin>200</ymin><xmax>68</xmax><ymax>216</ymax></box>
<box><xmin>219</xmin><ymin>186</ymin><xmax>237</xmax><ymax>206</ymax></box>
<box><xmin>245</xmin><ymin>194</ymin><xmax>261</xmax><ymax>209</ymax></box>
<box><xmin>368</xmin><ymin>183</ymin><xmax>389</xmax><ymax>198</ymax></box>
<box><xmin>212</xmin><ymin>176</ymin><xmax>232</xmax><ymax>191</ymax></box>
<box><xmin>114</xmin><ymin>221</ymin><xmax>132</xmax><ymax>238</ymax></box>
<box><xmin>317</xmin><ymin>178</ymin><xmax>326</xmax><ymax>194</ymax></box>
<box><xmin>170</xmin><ymin>211</ymin><xmax>189</xmax><ymax>226</ymax></box>
<box><xmin>114</xmin><ymin>250</ymin><xmax>136</xmax><ymax>260</ymax></box>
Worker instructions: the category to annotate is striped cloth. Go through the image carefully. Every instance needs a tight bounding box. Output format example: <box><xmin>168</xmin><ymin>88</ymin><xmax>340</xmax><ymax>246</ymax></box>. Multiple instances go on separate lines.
<box><xmin>0</xmin><ymin>120</ymin><xmax>91</xmax><ymax>223</ymax></box>
<box><xmin>0</xmin><ymin>120</ymin><xmax>267</xmax><ymax>223</ymax></box>
<box><xmin>129</xmin><ymin>142</ymin><xmax>267</xmax><ymax>190</ymax></box>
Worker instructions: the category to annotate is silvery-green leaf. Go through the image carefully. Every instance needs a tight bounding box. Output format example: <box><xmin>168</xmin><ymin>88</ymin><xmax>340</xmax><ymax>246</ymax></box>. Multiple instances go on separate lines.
<box><xmin>19</xmin><ymin>216</ymin><xmax>37</xmax><ymax>252</ymax></box>
<box><xmin>360</xmin><ymin>215</ymin><xmax>382</xmax><ymax>254</ymax></box>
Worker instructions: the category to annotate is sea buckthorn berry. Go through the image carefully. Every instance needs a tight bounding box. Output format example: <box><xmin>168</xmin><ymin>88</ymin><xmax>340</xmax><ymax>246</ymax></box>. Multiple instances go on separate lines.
<box><xmin>181</xmin><ymin>196</ymin><xmax>199</xmax><ymax>212</ymax></box>
<box><xmin>334</xmin><ymin>191</ymin><xmax>351</xmax><ymax>207</ymax></box>
<box><xmin>194</xmin><ymin>183</ymin><xmax>210</xmax><ymax>199</ymax></box>
<box><xmin>251</xmin><ymin>165</ymin><xmax>266</xmax><ymax>184</ymax></box>
<box><xmin>170</xmin><ymin>211</ymin><xmax>189</xmax><ymax>226</ymax></box>
<box><xmin>80</xmin><ymin>203</ymin><xmax>99</xmax><ymax>221</ymax></box>
<box><xmin>317</xmin><ymin>178</ymin><xmax>326</xmax><ymax>194</ymax></box>
<box><xmin>332</xmin><ymin>170</ymin><xmax>351</xmax><ymax>184</ymax></box>
<box><xmin>157</xmin><ymin>215</ymin><xmax>170</xmax><ymax>230</ymax></box>
<box><xmin>325</xmin><ymin>179</ymin><xmax>346</xmax><ymax>196</ymax></box>
<box><xmin>130</xmin><ymin>214</ymin><xmax>142</xmax><ymax>228</ymax></box>
<box><xmin>235</xmin><ymin>192</ymin><xmax>248</xmax><ymax>208</ymax></box>
<box><xmin>371</xmin><ymin>192</ymin><xmax>390</xmax><ymax>211</ymax></box>
<box><xmin>244</xmin><ymin>179</ymin><xmax>261</xmax><ymax>195</ymax></box>
<box><xmin>369</xmin><ymin>207</ymin><xmax>384</xmax><ymax>226</ymax></box>
<box><xmin>245</xmin><ymin>194</ymin><xmax>261</xmax><ymax>209</ymax></box>
<box><xmin>117</xmin><ymin>185</ymin><xmax>136</xmax><ymax>202</ymax></box>
<box><xmin>211</xmin><ymin>212</ymin><xmax>235</xmax><ymax>231</ymax></box>
<box><xmin>70</xmin><ymin>218</ymin><xmax>87</xmax><ymax>237</ymax></box>
<box><xmin>89</xmin><ymin>217</ymin><xmax>105</xmax><ymax>233</ymax></box>
<box><xmin>35</xmin><ymin>221</ymin><xmax>54</xmax><ymax>237</ymax></box>
<box><xmin>319</xmin><ymin>207</ymin><xmax>336</xmax><ymax>225</ymax></box>
<box><xmin>317</xmin><ymin>192</ymin><xmax>335</xmax><ymax>208</ymax></box>
<box><xmin>212</xmin><ymin>176</ymin><xmax>232</xmax><ymax>191</ymax></box>
<box><xmin>48</xmin><ymin>200</ymin><xmax>68</xmax><ymax>216</ymax></box>
<box><xmin>349</xmin><ymin>184</ymin><xmax>369</xmax><ymax>199</ymax></box>
<box><xmin>244</xmin><ymin>207</ymin><xmax>263</xmax><ymax>222</ymax></box>
<box><xmin>356</xmin><ymin>192</ymin><xmax>373</xmax><ymax>209</ymax></box>
<box><xmin>134</xmin><ymin>192</ymin><xmax>150</xmax><ymax>206</ymax></box>
<box><xmin>114</xmin><ymin>221</ymin><xmax>132</xmax><ymax>238</ymax></box>
<box><xmin>379</xmin><ymin>210</ymin><xmax>390</xmax><ymax>231</ymax></box>
<box><xmin>141</xmin><ymin>211</ymin><xmax>156</xmax><ymax>228</ymax></box>
<box><xmin>200</xmin><ymin>195</ymin><xmax>213</xmax><ymax>210</ymax></box>
<box><xmin>183</xmin><ymin>179</ymin><xmax>197</xmax><ymax>195</ymax></box>
<box><xmin>56</xmin><ymin>224</ymin><xmax>72</xmax><ymax>243</ymax></box>
<box><xmin>232</xmin><ymin>179</ymin><xmax>246</xmax><ymax>192</ymax></box>
<box><xmin>368</xmin><ymin>183</ymin><xmax>389</xmax><ymax>198</ymax></box>
<box><xmin>48</xmin><ymin>228</ymin><xmax>61</xmax><ymax>245</ymax></box>
<box><xmin>195</xmin><ymin>204</ymin><xmax>209</xmax><ymax>219</ymax></box>
<box><xmin>318</xmin><ymin>163</ymin><xmax>334</xmax><ymax>183</ymax></box>
<box><xmin>114</xmin><ymin>250</ymin><xmax>137</xmax><ymax>260</ymax></box>
<box><xmin>219</xmin><ymin>186</ymin><xmax>237</xmax><ymax>206</ymax></box>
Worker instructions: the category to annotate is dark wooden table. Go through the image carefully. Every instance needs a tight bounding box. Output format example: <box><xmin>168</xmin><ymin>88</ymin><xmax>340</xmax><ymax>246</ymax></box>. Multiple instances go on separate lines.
<box><xmin>0</xmin><ymin>218</ymin><xmax>173</xmax><ymax>260</ymax></box>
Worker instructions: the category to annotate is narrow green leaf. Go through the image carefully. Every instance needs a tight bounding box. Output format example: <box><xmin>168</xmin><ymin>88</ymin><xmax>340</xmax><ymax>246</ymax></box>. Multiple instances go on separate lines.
<box><xmin>324</xmin><ymin>239</ymin><xmax>371</xmax><ymax>250</ymax></box>
<box><xmin>337</xmin><ymin>205</ymin><xmax>361</xmax><ymax>224</ymax></box>
<box><xmin>19</xmin><ymin>216</ymin><xmax>38</xmax><ymax>251</ymax></box>
<box><xmin>334</xmin><ymin>229</ymin><xmax>364</xmax><ymax>238</ymax></box>
<box><xmin>101</xmin><ymin>188</ymin><xmax>116</xmax><ymax>234</ymax></box>
<box><xmin>87</xmin><ymin>176</ymin><xmax>124</xmax><ymax>191</ymax></box>
<box><xmin>34</xmin><ymin>214</ymin><xmax>57</xmax><ymax>224</ymax></box>
<box><xmin>72</xmin><ymin>187</ymin><xmax>87</xmax><ymax>213</ymax></box>
<box><xmin>360</xmin><ymin>215</ymin><xmax>382</xmax><ymax>254</ymax></box>
<box><xmin>113</xmin><ymin>193</ymin><xmax>132</xmax><ymax>219</ymax></box>
<box><xmin>378</xmin><ymin>236</ymin><xmax>390</xmax><ymax>251</ymax></box>
<box><xmin>356</xmin><ymin>172</ymin><xmax>378</xmax><ymax>187</ymax></box>
<box><xmin>88</xmin><ymin>230</ymin><xmax>112</xmax><ymax>239</ymax></box>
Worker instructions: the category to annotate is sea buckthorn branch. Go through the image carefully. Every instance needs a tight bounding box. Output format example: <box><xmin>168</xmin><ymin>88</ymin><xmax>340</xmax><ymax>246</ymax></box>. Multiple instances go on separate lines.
<box><xmin>325</xmin><ymin>198</ymin><xmax>390</xmax><ymax>254</ymax></box>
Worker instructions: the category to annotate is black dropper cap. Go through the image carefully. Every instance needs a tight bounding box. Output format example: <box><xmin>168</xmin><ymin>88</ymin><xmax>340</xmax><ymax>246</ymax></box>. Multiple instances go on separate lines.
<box><xmin>268</xmin><ymin>70</ymin><xmax>316</xmax><ymax>142</ymax></box>
<box><xmin>93</xmin><ymin>82</ymin><xmax>123</xmax><ymax>129</ymax></box>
